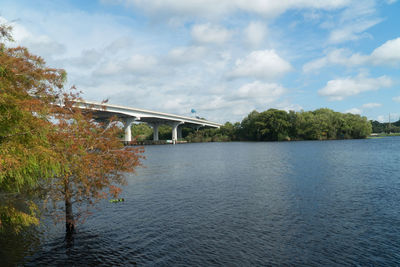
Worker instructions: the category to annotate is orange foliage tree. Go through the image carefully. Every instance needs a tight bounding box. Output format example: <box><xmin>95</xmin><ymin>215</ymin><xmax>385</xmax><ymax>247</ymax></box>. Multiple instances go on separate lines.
<box><xmin>0</xmin><ymin>24</ymin><xmax>65</xmax><ymax>232</ymax></box>
<box><xmin>48</xmin><ymin>93</ymin><xmax>143</xmax><ymax>234</ymax></box>
<box><xmin>0</xmin><ymin>24</ymin><xmax>143</xmax><ymax>234</ymax></box>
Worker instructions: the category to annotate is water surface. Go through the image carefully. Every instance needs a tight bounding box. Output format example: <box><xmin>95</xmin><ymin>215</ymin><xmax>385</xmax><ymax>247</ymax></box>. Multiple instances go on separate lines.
<box><xmin>6</xmin><ymin>138</ymin><xmax>400</xmax><ymax>265</ymax></box>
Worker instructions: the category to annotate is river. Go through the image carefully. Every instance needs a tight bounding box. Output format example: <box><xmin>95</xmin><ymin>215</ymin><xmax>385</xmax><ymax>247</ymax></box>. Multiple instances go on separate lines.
<box><xmin>4</xmin><ymin>138</ymin><xmax>400</xmax><ymax>265</ymax></box>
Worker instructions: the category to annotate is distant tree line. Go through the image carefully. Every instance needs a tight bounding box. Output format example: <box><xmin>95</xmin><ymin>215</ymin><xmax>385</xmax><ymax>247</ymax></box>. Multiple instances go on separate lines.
<box><xmin>132</xmin><ymin>108</ymin><xmax>373</xmax><ymax>142</ymax></box>
<box><xmin>370</xmin><ymin>120</ymin><xmax>400</xmax><ymax>133</ymax></box>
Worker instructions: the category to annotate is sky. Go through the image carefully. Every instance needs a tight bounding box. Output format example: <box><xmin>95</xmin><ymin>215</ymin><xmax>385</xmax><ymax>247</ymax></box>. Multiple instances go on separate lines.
<box><xmin>1</xmin><ymin>0</ymin><xmax>400</xmax><ymax>123</ymax></box>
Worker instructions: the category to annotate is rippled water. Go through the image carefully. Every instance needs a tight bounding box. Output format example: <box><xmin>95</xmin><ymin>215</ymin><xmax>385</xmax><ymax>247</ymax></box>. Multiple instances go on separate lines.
<box><xmin>5</xmin><ymin>138</ymin><xmax>400</xmax><ymax>265</ymax></box>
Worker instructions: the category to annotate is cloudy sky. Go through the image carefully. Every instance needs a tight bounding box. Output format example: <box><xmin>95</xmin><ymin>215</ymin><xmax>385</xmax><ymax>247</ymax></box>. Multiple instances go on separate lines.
<box><xmin>2</xmin><ymin>0</ymin><xmax>400</xmax><ymax>123</ymax></box>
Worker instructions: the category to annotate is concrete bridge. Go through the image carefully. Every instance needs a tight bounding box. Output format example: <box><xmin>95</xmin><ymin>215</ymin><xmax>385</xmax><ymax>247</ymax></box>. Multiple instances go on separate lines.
<box><xmin>75</xmin><ymin>101</ymin><xmax>223</xmax><ymax>143</ymax></box>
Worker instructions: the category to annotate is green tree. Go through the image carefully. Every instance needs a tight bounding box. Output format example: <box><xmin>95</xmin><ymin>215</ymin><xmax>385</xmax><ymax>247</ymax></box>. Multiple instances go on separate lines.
<box><xmin>131</xmin><ymin>123</ymin><xmax>152</xmax><ymax>141</ymax></box>
<box><xmin>257</xmin><ymin>109</ymin><xmax>290</xmax><ymax>141</ymax></box>
<box><xmin>313</xmin><ymin>108</ymin><xmax>337</xmax><ymax>139</ymax></box>
<box><xmin>239</xmin><ymin>110</ymin><xmax>260</xmax><ymax>140</ymax></box>
<box><xmin>296</xmin><ymin>111</ymin><xmax>326</xmax><ymax>140</ymax></box>
<box><xmin>218</xmin><ymin>122</ymin><xmax>239</xmax><ymax>141</ymax></box>
<box><xmin>158</xmin><ymin>124</ymin><xmax>172</xmax><ymax>140</ymax></box>
<box><xmin>343</xmin><ymin>113</ymin><xmax>371</xmax><ymax>138</ymax></box>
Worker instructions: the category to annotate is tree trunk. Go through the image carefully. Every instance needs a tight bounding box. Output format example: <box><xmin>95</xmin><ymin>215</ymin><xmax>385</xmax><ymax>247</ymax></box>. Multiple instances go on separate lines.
<box><xmin>65</xmin><ymin>182</ymin><xmax>75</xmax><ymax>235</ymax></box>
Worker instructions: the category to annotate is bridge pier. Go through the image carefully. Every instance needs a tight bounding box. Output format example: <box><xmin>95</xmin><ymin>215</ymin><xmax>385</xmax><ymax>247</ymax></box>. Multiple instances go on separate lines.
<box><xmin>123</xmin><ymin>117</ymin><xmax>135</xmax><ymax>143</ymax></box>
<box><xmin>170</xmin><ymin>121</ymin><xmax>183</xmax><ymax>144</ymax></box>
<box><xmin>147</xmin><ymin>122</ymin><xmax>160</xmax><ymax>141</ymax></box>
<box><xmin>153</xmin><ymin>124</ymin><xmax>159</xmax><ymax>141</ymax></box>
<box><xmin>75</xmin><ymin>102</ymin><xmax>223</xmax><ymax>143</ymax></box>
<box><xmin>177</xmin><ymin>125</ymin><xmax>182</xmax><ymax>139</ymax></box>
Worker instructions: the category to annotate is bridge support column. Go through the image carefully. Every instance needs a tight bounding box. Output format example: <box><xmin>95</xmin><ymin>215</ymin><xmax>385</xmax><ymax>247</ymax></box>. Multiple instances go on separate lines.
<box><xmin>153</xmin><ymin>124</ymin><xmax>159</xmax><ymax>141</ymax></box>
<box><xmin>123</xmin><ymin>117</ymin><xmax>135</xmax><ymax>144</ymax></box>
<box><xmin>147</xmin><ymin>122</ymin><xmax>161</xmax><ymax>141</ymax></box>
<box><xmin>147</xmin><ymin>123</ymin><xmax>160</xmax><ymax>141</ymax></box>
<box><xmin>170</xmin><ymin>122</ymin><xmax>183</xmax><ymax>144</ymax></box>
<box><xmin>177</xmin><ymin>126</ymin><xmax>182</xmax><ymax>139</ymax></box>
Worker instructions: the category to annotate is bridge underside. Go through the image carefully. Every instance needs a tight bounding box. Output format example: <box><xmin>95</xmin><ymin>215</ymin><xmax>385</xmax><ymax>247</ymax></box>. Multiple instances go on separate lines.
<box><xmin>89</xmin><ymin>110</ymin><xmax>207</xmax><ymax>143</ymax></box>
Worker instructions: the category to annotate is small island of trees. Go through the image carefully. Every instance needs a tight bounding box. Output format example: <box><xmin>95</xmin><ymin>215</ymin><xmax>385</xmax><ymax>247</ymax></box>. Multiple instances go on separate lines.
<box><xmin>132</xmin><ymin>108</ymin><xmax>373</xmax><ymax>143</ymax></box>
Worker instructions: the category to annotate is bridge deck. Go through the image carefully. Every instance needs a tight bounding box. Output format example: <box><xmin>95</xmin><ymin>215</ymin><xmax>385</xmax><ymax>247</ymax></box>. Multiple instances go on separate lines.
<box><xmin>75</xmin><ymin>100</ymin><xmax>223</xmax><ymax>143</ymax></box>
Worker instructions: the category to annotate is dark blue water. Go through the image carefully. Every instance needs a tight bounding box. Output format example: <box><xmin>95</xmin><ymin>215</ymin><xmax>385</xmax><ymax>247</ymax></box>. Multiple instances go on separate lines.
<box><xmin>9</xmin><ymin>138</ymin><xmax>400</xmax><ymax>265</ymax></box>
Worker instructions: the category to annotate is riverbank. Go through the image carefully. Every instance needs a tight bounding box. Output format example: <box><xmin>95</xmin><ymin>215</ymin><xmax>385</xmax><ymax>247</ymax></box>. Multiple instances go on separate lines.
<box><xmin>369</xmin><ymin>133</ymin><xmax>400</xmax><ymax>138</ymax></box>
<box><xmin>124</xmin><ymin>140</ymin><xmax>188</xmax><ymax>145</ymax></box>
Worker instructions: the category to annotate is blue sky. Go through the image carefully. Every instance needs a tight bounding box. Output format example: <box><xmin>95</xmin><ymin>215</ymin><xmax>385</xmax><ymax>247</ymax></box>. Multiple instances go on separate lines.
<box><xmin>1</xmin><ymin>0</ymin><xmax>399</xmax><ymax>123</ymax></box>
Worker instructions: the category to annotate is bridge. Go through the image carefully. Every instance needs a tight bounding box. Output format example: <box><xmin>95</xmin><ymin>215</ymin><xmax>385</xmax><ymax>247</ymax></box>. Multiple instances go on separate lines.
<box><xmin>75</xmin><ymin>101</ymin><xmax>223</xmax><ymax>143</ymax></box>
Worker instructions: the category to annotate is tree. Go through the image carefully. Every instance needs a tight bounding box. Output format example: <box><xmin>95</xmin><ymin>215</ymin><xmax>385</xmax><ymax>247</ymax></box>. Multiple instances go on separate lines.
<box><xmin>343</xmin><ymin>113</ymin><xmax>371</xmax><ymax>138</ymax></box>
<box><xmin>257</xmin><ymin>109</ymin><xmax>290</xmax><ymax>141</ymax></box>
<box><xmin>131</xmin><ymin>123</ymin><xmax>153</xmax><ymax>141</ymax></box>
<box><xmin>47</xmin><ymin>95</ymin><xmax>143</xmax><ymax>234</ymax></box>
<box><xmin>237</xmin><ymin>108</ymin><xmax>372</xmax><ymax>141</ymax></box>
<box><xmin>0</xmin><ymin>24</ymin><xmax>65</xmax><ymax>232</ymax></box>
<box><xmin>219</xmin><ymin>122</ymin><xmax>239</xmax><ymax>141</ymax></box>
<box><xmin>0</xmin><ymin>25</ymin><xmax>144</xmax><ymax>235</ymax></box>
<box><xmin>313</xmin><ymin>108</ymin><xmax>337</xmax><ymax>139</ymax></box>
<box><xmin>158</xmin><ymin>124</ymin><xmax>172</xmax><ymax>140</ymax></box>
<box><xmin>239</xmin><ymin>110</ymin><xmax>260</xmax><ymax>140</ymax></box>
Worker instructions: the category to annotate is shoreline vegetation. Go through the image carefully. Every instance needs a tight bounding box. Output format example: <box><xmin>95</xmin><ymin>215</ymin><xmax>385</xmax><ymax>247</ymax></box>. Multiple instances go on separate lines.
<box><xmin>132</xmin><ymin>108</ymin><xmax>375</xmax><ymax>143</ymax></box>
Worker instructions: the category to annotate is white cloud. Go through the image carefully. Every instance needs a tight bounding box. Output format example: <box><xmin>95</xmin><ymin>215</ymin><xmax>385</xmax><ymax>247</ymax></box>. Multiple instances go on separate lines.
<box><xmin>105</xmin><ymin>37</ymin><xmax>135</xmax><ymax>54</ymax></box>
<box><xmin>303</xmin><ymin>48</ymin><xmax>368</xmax><ymax>72</ymax></box>
<box><xmin>377</xmin><ymin>115</ymin><xmax>385</xmax><ymax>122</ymax></box>
<box><xmin>25</xmin><ymin>37</ymin><xmax>66</xmax><ymax>58</ymax></box>
<box><xmin>303</xmin><ymin>37</ymin><xmax>400</xmax><ymax>72</ymax></box>
<box><xmin>244</xmin><ymin>21</ymin><xmax>266</xmax><ymax>47</ymax></box>
<box><xmin>328</xmin><ymin>19</ymin><xmax>380</xmax><ymax>44</ymax></box>
<box><xmin>362</xmin><ymin>102</ymin><xmax>381</xmax><ymax>108</ymax></box>
<box><xmin>275</xmin><ymin>102</ymin><xmax>303</xmax><ymax>112</ymax></box>
<box><xmin>371</xmin><ymin>37</ymin><xmax>400</xmax><ymax>65</ymax></box>
<box><xmin>126</xmin><ymin>54</ymin><xmax>158</xmax><ymax>72</ymax></box>
<box><xmin>324</xmin><ymin>0</ymin><xmax>381</xmax><ymax>44</ymax></box>
<box><xmin>101</xmin><ymin>0</ymin><xmax>234</xmax><ymax>20</ymax></box>
<box><xmin>342</xmin><ymin>102</ymin><xmax>381</xmax><ymax>117</ymax></box>
<box><xmin>230</xmin><ymin>50</ymin><xmax>292</xmax><ymax>80</ymax></box>
<box><xmin>191</xmin><ymin>23</ymin><xmax>232</xmax><ymax>45</ymax></box>
<box><xmin>393</xmin><ymin>96</ymin><xmax>400</xmax><ymax>103</ymax></box>
<box><xmin>319</xmin><ymin>73</ymin><xmax>393</xmax><ymax>101</ymax></box>
<box><xmin>198</xmin><ymin>81</ymin><xmax>290</xmax><ymax>120</ymax></box>
<box><xmin>94</xmin><ymin>54</ymin><xmax>158</xmax><ymax>76</ymax></box>
<box><xmin>64</xmin><ymin>49</ymin><xmax>102</xmax><ymax>68</ymax></box>
<box><xmin>167</xmin><ymin>46</ymin><xmax>207</xmax><ymax>64</ymax></box>
<box><xmin>345</xmin><ymin>108</ymin><xmax>362</xmax><ymax>114</ymax></box>
<box><xmin>236</xmin><ymin>0</ymin><xmax>351</xmax><ymax>17</ymax></box>
<box><xmin>303</xmin><ymin>57</ymin><xmax>327</xmax><ymax>73</ymax></box>
<box><xmin>235</xmin><ymin>81</ymin><xmax>286</xmax><ymax>101</ymax></box>
<box><xmin>103</xmin><ymin>0</ymin><xmax>352</xmax><ymax>21</ymax></box>
<box><xmin>0</xmin><ymin>16</ymin><xmax>66</xmax><ymax>58</ymax></box>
